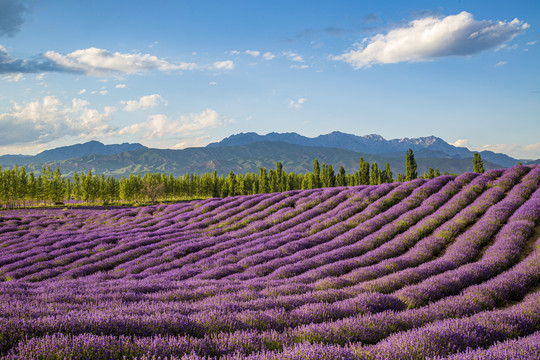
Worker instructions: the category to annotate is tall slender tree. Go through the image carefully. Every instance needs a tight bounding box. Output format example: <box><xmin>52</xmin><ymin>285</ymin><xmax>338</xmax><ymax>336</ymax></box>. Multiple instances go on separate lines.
<box><xmin>370</xmin><ymin>162</ymin><xmax>381</xmax><ymax>185</ymax></box>
<box><xmin>258</xmin><ymin>167</ymin><xmax>269</xmax><ymax>193</ymax></box>
<box><xmin>359</xmin><ymin>158</ymin><xmax>370</xmax><ymax>185</ymax></box>
<box><xmin>336</xmin><ymin>166</ymin><xmax>347</xmax><ymax>187</ymax></box>
<box><xmin>473</xmin><ymin>153</ymin><xmax>484</xmax><ymax>173</ymax></box>
<box><xmin>405</xmin><ymin>149</ymin><xmax>417</xmax><ymax>181</ymax></box>
<box><xmin>313</xmin><ymin>159</ymin><xmax>321</xmax><ymax>188</ymax></box>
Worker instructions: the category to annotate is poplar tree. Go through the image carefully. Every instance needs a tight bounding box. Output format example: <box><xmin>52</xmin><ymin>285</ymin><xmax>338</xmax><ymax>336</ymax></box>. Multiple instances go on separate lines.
<box><xmin>473</xmin><ymin>153</ymin><xmax>484</xmax><ymax>173</ymax></box>
<box><xmin>359</xmin><ymin>158</ymin><xmax>370</xmax><ymax>185</ymax></box>
<box><xmin>269</xmin><ymin>169</ymin><xmax>277</xmax><ymax>193</ymax></box>
<box><xmin>336</xmin><ymin>166</ymin><xmax>347</xmax><ymax>187</ymax></box>
<box><xmin>313</xmin><ymin>159</ymin><xmax>321</xmax><ymax>188</ymax></box>
<box><xmin>327</xmin><ymin>164</ymin><xmax>336</xmax><ymax>187</ymax></box>
<box><xmin>259</xmin><ymin>167</ymin><xmax>269</xmax><ymax>193</ymax></box>
<box><xmin>275</xmin><ymin>161</ymin><xmax>285</xmax><ymax>192</ymax></box>
<box><xmin>383</xmin><ymin>163</ymin><xmax>393</xmax><ymax>183</ymax></box>
<box><xmin>405</xmin><ymin>149</ymin><xmax>417</xmax><ymax>181</ymax></box>
<box><xmin>370</xmin><ymin>162</ymin><xmax>381</xmax><ymax>185</ymax></box>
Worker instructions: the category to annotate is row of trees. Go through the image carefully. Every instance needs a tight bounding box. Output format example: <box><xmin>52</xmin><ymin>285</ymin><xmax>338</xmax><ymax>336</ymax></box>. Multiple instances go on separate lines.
<box><xmin>0</xmin><ymin>150</ymin><xmax>483</xmax><ymax>208</ymax></box>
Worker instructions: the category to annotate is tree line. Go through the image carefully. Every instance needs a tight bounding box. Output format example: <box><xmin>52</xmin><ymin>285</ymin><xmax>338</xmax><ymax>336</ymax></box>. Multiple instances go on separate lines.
<box><xmin>0</xmin><ymin>149</ymin><xmax>483</xmax><ymax>208</ymax></box>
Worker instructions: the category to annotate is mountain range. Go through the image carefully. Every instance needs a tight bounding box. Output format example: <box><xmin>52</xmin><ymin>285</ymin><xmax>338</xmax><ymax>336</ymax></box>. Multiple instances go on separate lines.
<box><xmin>208</xmin><ymin>132</ymin><xmax>520</xmax><ymax>168</ymax></box>
<box><xmin>0</xmin><ymin>132</ymin><xmax>535</xmax><ymax>177</ymax></box>
<box><xmin>0</xmin><ymin>141</ymin><xmax>146</xmax><ymax>166</ymax></box>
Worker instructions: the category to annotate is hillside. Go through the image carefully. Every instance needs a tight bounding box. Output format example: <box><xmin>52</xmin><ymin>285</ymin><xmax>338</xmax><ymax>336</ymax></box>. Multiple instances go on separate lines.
<box><xmin>18</xmin><ymin>141</ymin><xmax>503</xmax><ymax>177</ymax></box>
<box><xmin>0</xmin><ymin>141</ymin><xmax>147</xmax><ymax>166</ymax></box>
<box><xmin>0</xmin><ymin>164</ymin><xmax>539</xmax><ymax>359</ymax></box>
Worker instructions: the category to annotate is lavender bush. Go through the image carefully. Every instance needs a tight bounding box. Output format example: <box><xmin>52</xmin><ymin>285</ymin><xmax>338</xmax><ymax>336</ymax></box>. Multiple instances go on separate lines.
<box><xmin>0</xmin><ymin>165</ymin><xmax>539</xmax><ymax>359</ymax></box>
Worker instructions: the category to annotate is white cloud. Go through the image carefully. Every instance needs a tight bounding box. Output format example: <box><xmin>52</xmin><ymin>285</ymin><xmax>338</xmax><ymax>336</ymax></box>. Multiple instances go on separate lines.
<box><xmin>99</xmin><ymin>90</ymin><xmax>108</xmax><ymax>95</ymax></box>
<box><xmin>2</xmin><ymin>73</ymin><xmax>24</xmax><ymax>82</ymax></box>
<box><xmin>172</xmin><ymin>136</ymin><xmax>212</xmax><ymax>149</ymax></box>
<box><xmin>121</xmin><ymin>109</ymin><xmax>227</xmax><ymax>142</ymax></box>
<box><xmin>334</xmin><ymin>11</ymin><xmax>529</xmax><ymax>69</ymax></box>
<box><xmin>0</xmin><ymin>96</ymin><xmax>114</xmax><ymax>146</ymax></box>
<box><xmin>283</xmin><ymin>51</ymin><xmax>304</xmax><ymax>62</ymax></box>
<box><xmin>449</xmin><ymin>139</ymin><xmax>540</xmax><ymax>158</ymax></box>
<box><xmin>288</xmin><ymin>97</ymin><xmax>307</xmax><ymax>110</ymax></box>
<box><xmin>213</xmin><ymin>60</ymin><xmax>235</xmax><ymax>70</ymax></box>
<box><xmin>121</xmin><ymin>94</ymin><xmax>166</xmax><ymax>112</ymax></box>
<box><xmin>175</xmin><ymin>109</ymin><xmax>225</xmax><ymax>133</ymax></box>
<box><xmin>0</xmin><ymin>142</ymin><xmax>49</xmax><ymax>156</ymax></box>
<box><xmin>209</xmin><ymin>81</ymin><xmax>217</xmax><ymax>85</ymax></box>
<box><xmin>115</xmin><ymin>83</ymin><xmax>126</xmax><ymax>88</ymax></box>
<box><xmin>144</xmin><ymin>114</ymin><xmax>180</xmax><ymax>138</ymax></box>
<box><xmin>78</xmin><ymin>89</ymin><xmax>87</xmax><ymax>95</ymax></box>
<box><xmin>526</xmin><ymin>40</ymin><xmax>537</xmax><ymax>46</ymax></box>
<box><xmin>228</xmin><ymin>50</ymin><xmax>241</xmax><ymax>55</ymax></box>
<box><xmin>450</xmin><ymin>139</ymin><xmax>470</xmax><ymax>148</ymax></box>
<box><xmin>35</xmin><ymin>73</ymin><xmax>45</xmax><ymax>81</ymax></box>
<box><xmin>478</xmin><ymin>143</ymin><xmax>540</xmax><ymax>159</ymax></box>
<box><xmin>262</xmin><ymin>52</ymin><xmax>275</xmax><ymax>60</ymax></box>
<box><xmin>42</xmin><ymin>47</ymin><xmax>199</xmax><ymax>76</ymax></box>
<box><xmin>495</xmin><ymin>61</ymin><xmax>508</xmax><ymax>67</ymax></box>
<box><xmin>245</xmin><ymin>50</ymin><xmax>260</xmax><ymax>57</ymax></box>
<box><xmin>117</xmin><ymin>123</ymin><xmax>145</xmax><ymax>136</ymax></box>
<box><xmin>104</xmin><ymin>106</ymin><xmax>116</xmax><ymax>114</ymax></box>
<box><xmin>290</xmin><ymin>64</ymin><xmax>309</xmax><ymax>69</ymax></box>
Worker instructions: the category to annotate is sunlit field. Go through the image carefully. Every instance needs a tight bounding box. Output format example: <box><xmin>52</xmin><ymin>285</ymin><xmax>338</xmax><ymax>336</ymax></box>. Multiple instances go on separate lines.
<box><xmin>1</xmin><ymin>165</ymin><xmax>539</xmax><ymax>359</ymax></box>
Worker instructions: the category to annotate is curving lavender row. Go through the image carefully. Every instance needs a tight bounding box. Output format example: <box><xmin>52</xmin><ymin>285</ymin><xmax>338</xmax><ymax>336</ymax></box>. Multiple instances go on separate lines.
<box><xmin>0</xmin><ymin>165</ymin><xmax>539</xmax><ymax>359</ymax></box>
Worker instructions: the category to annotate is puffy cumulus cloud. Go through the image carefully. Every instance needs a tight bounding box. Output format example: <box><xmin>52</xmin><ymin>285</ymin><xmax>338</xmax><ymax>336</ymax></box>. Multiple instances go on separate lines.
<box><xmin>0</xmin><ymin>96</ymin><xmax>114</xmax><ymax>146</ymax></box>
<box><xmin>121</xmin><ymin>94</ymin><xmax>167</xmax><ymax>112</ymax></box>
<box><xmin>1</xmin><ymin>46</ymin><xmax>238</xmax><ymax>76</ymax></box>
<box><xmin>450</xmin><ymin>139</ymin><xmax>470</xmax><ymax>148</ymax></box>
<box><xmin>0</xmin><ymin>0</ymin><xmax>28</xmax><ymax>37</ymax></box>
<box><xmin>334</xmin><ymin>11</ymin><xmax>529</xmax><ymax>69</ymax></box>
<box><xmin>175</xmin><ymin>109</ymin><xmax>225</xmax><ymax>133</ymax></box>
<box><xmin>283</xmin><ymin>51</ymin><xmax>304</xmax><ymax>62</ymax></box>
<box><xmin>115</xmin><ymin>83</ymin><xmax>126</xmax><ymax>88</ymax></box>
<box><xmin>245</xmin><ymin>50</ymin><xmax>260</xmax><ymax>57</ymax></box>
<box><xmin>42</xmin><ymin>47</ymin><xmax>198</xmax><ymax>76</ymax></box>
<box><xmin>288</xmin><ymin>97</ymin><xmax>307</xmax><ymax>110</ymax></box>
<box><xmin>262</xmin><ymin>52</ymin><xmax>275</xmax><ymax>60</ymax></box>
<box><xmin>213</xmin><ymin>60</ymin><xmax>235</xmax><ymax>70</ymax></box>
<box><xmin>0</xmin><ymin>45</ymin><xmax>198</xmax><ymax>76</ymax></box>
<box><xmin>121</xmin><ymin>109</ymin><xmax>228</xmax><ymax>143</ymax></box>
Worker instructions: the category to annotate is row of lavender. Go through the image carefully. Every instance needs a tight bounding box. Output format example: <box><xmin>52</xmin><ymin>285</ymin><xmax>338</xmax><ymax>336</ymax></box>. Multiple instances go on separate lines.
<box><xmin>0</xmin><ymin>165</ymin><xmax>539</xmax><ymax>359</ymax></box>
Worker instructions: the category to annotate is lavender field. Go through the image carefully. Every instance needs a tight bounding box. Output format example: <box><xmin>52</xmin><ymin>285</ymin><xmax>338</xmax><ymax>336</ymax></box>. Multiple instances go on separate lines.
<box><xmin>1</xmin><ymin>165</ymin><xmax>539</xmax><ymax>359</ymax></box>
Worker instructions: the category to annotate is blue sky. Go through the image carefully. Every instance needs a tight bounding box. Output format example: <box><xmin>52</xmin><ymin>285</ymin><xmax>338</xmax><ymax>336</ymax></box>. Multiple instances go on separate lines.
<box><xmin>0</xmin><ymin>0</ymin><xmax>539</xmax><ymax>159</ymax></box>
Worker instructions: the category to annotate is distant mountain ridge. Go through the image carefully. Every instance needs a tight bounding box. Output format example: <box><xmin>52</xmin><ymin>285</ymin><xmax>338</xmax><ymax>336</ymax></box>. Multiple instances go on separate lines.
<box><xmin>0</xmin><ymin>132</ymin><xmax>532</xmax><ymax>177</ymax></box>
<box><xmin>0</xmin><ymin>141</ymin><xmax>147</xmax><ymax>166</ymax></box>
<box><xmin>208</xmin><ymin>131</ymin><xmax>519</xmax><ymax>167</ymax></box>
<box><xmin>2</xmin><ymin>141</ymin><xmax>505</xmax><ymax>178</ymax></box>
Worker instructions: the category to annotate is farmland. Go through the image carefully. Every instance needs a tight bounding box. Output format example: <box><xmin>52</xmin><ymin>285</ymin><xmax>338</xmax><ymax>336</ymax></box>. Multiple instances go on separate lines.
<box><xmin>0</xmin><ymin>165</ymin><xmax>539</xmax><ymax>359</ymax></box>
